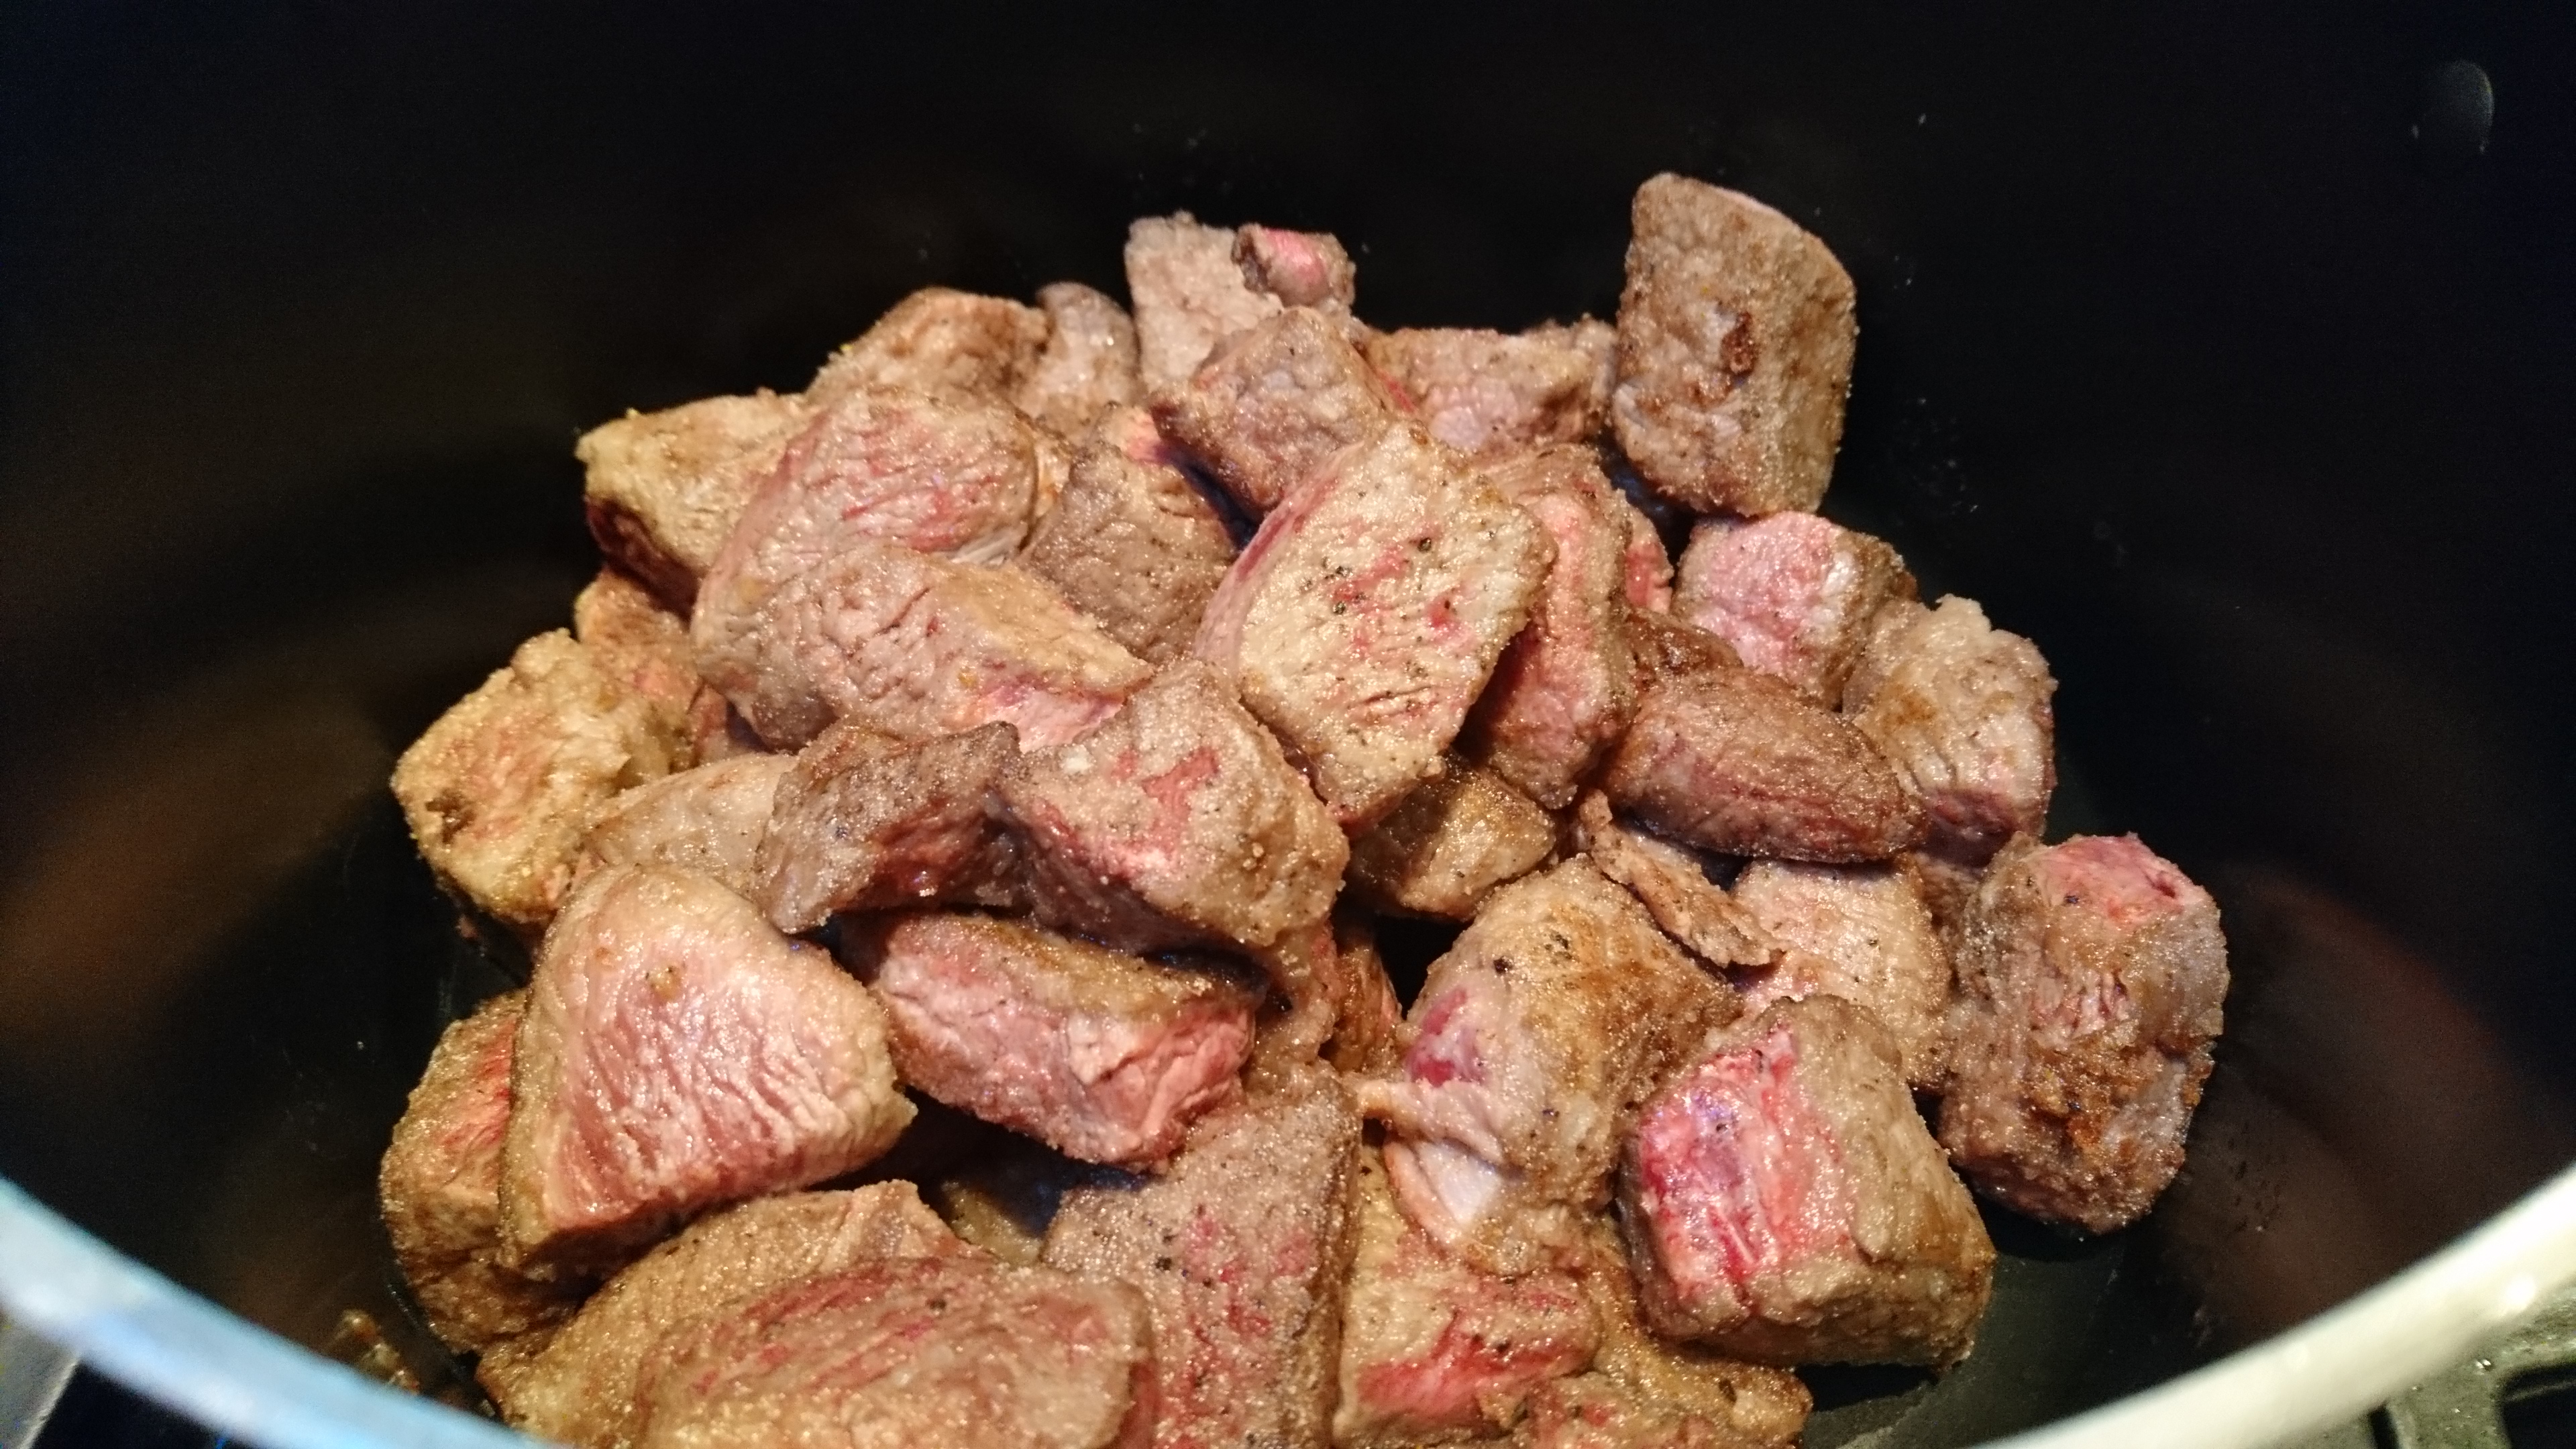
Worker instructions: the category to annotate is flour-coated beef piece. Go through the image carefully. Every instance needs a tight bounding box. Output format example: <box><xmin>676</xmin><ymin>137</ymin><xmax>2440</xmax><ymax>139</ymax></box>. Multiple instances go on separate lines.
<box><xmin>1729</xmin><ymin>861</ymin><xmax>1953</xmax><ymax>1091</ymax></box>
<box><xmin>1347</xmin><ymin>761</ymin><xmax>1557</xmax><ymax>922</ymax></box>
<box><xmin>580</xmin><ymin>392</ymin><xmax>811</xmax><ymax>610</ymax></box>
<box><xmin>753</xmin><ymin>720</ymin><xmax>1022</xmax><ymax>933</ymax></box>
<box><xmin>807</xmin><ymin>286</ymin><xmax>1049</xmax><ymax>406</ymax></box>
<box><xmin>1153</xmin><ymin>307</ymin><xmax>1403</xmax><ymax>516</ymax></box>
<box><xmin>1016</xmin><ymin>282</ymin><xmax>1144</xmax><ymax>439</ymax></box>
<box><xmin>583</xmin><ymin>755</ymin><xmax>792</xmax><ymax>903</ymax></box>
<box><xmin>1844</xmin><ymin>596</ymin><xmax>2057</xmax><ymax>869</ymax></box>
<box><xmin>1672</xmin><ymin>513</ymin><xmax>1909</xmax><ymax>703</ymax></box>
<box><xmin>1020</xmin><ymin>408</ymin><xmax>1239</xmax><ymax>665</ymax></box>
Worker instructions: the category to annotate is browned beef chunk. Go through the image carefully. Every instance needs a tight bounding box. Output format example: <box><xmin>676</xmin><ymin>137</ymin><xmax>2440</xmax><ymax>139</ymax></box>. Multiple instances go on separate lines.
<box><xmin>1615</xmin><ymin>500</ymin><xmax>1676</xmax><ymax>616</ymax></box>
<box><xmin>579</xmin><ymin>392</ymin><xmax>810</xmax><ymax>610</ymax></box>
<box><xmin>1458</xmin><ymin>447</ymin><xmax>1640</xmax><ymax>808</ymax></box>
<box><xmin>1358</xmin><ymin>861</ymin><xmax>1737</xmax><ymax>1275</ymax></box>
<box><xmin>491</xmin><ymin>1185</ymin><xmax>962</xmax><ymax>1448</ymax></box>
<box><xmin>574</xmin><ymin>570</ymin><xmax>735</xmax><ymax>766</ymax></box>
<box><xmin>1622</xmin><ymin>997</ymin><xmax>1994</xmax><ymax>1366</ymax></box>
<box><xmin>1152</xmin><ymin>307</ymin><xmax>1403</xmax><ymax>515</ymax></box>
<box><xmin>499</xmin><ymin>866</ymin><xmax>913</xmax><ymax>1275</ymax></box>
<box><xmin>1672</xmin><ymin>513</ymin><xmax>1911</xmax><ymax>703</ymax></box>
<box><xmin>1243</xmin><ymin>916</ymin><xmax>1347</xmax><ymax>1087</ymax></box>
<box><xmin>853</xmin><ymin>912</ymin><xmax>1258</xmax><ymax>1167</ymax></box>
<box><xmin>582</xmin><ymin>755</ymin><xmax>790</xmax><ymax>904</ymax></box>
<box><xmin>1334</xmin><ymin>1147</ymin><xmax>1600</xmax><ymax>1448</ymax></box>
<box><xmin>997</xmin><ymin>658</ymin><xmax>1346</xmax><ymax>953</ymax></box>
<box><xmin>1195</xmin><ymin>426</ymin><xmax>1552</xmax><ymax>829</ymax></box>
<box><xmin>392</xmin><ymin>631</ymin><xmax>682</xmax><ymax>936</ymax></box>
<box><xmin>1126</xmin><ymin>213</ymin><xmax>1357</xmax><ymax>390</ymax></box>
<box><xmin>378</xmin><ymin>992</ymin><xmax>580</xmax><ymax>1358</ymax></box>
<box><xmin>1043</xmin><ymin>1067</ymin><xmax>1362</xmax><ymax>1449</ymax></box>
<box><xmin>1844</xmin><ymin>596</ymin><xmax>2057</xmax><ymax>869</ymax></box>
<box><xmin>1324</xmin><ymin>913</ymin><xmax>1409</xmax><ymax>1077</ymax></box>
<box><xmin>807</xmin><ymin>286</ymin><xmax>1049</xmax><ymax>406</ymax></box>
<box><xmin>636</xmin><ymin>1256</ymin><xmax>1155</xmax><ymax>1449</ymax></box>
<box><xmin>753</xmin><ymin>720</ymin><xmax>1021</xmax><ymax>934</ymax></box>
<box><xmin>1611</xmin><ymin>174</ymin><xmax>1858</xmax><ymax>517</ymax></box>
<box><xmin>1020</xmin><ymin>408</ymin><xmax>1239</xmax><ymax>665</ymax></box>
<box><xmin>1624</xmin><ymin>610</ymin><xmax>1742</xmax><ymax>681</ymax></box>
<box><xmin>1361</xmin><ymin>320</ymin><xmax>1616</xmax><ymax>458</ymax></box>
<box><xmin>690</xmin><ymin>388</ymin><xmax>1047</xmax><ymax>684</ymax></box>
<box><xmin>1939</xmin><ymin>835</ymin><xmax>2229</xmax><ymax>1234</ymax></box>
<box><xmin>1599</xmin><ymin>655</ymin><xmax>1923</xmax><ymax>864</ymax></box>
<box><xmin>1729</xmin><ymin>860</ymin><xmax>1953</xmax><ymax>1091</ymax></box>
<box><xmin>1898</xmin><ymin>847</ymin><xmax>1984</xmax><ymax>940</ymax></box>
<box><xmin>1572</xmin><ymin>792</ymin><xmax>1776</xmax><ymax>970</ymax></box>
<box><xmin>1015</xmin><ymin>282</ymin><xmax>1143</xmax><ymax>438</ymax></box>
<box><xmin>1347</xmin><ymin>760</ymin><xmax>1557</xmax><ymax>921</ymax></box>
<box><xmin>701</xmin><ymin>537</ymin><xmax>1150</xmax><ymax>751</ymax></box>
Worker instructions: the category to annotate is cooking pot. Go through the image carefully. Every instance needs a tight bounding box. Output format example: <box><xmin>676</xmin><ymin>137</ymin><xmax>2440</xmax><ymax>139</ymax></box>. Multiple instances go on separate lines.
<box><xmin>4</xmin><ymin>3</ymin><xmax>2572</xmax><ymax>1445</ymax></box>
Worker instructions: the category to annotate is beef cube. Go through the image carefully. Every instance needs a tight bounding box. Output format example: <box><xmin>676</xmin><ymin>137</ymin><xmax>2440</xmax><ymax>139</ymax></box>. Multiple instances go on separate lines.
<box><xmin>1599</xmin><ymin>657</ymin><xmax>1923</xmax><ymax>864</ymax></box>
<box><xmin>702</xmin><ymin>537</ymin><xmax>1150</xmax><ymax>750</ymax></box>
<box><xmin>1152</xmin><ymin>307</ymin><xmax>1403</xmax><ymax>515</ymax></box>
<box><xmin>807</xmin><ymin>286</ymin><xmax>1049</xmax><ymax>405</ymax></box>
<box><xmin>853</xmin><ymin>912</ymin><xmax>1258</xmax><ymax>1167</ymax></box>
<box><xmin>1624</xmin><ymin>611</ymin><xmax>1741</xmax><ymax>682</ymax></box>
<box><xmin>378</xmin><ymin>991</ymin><xmax>580</xmax><ymax>1358</ymax></box>
<box><xmin>580</xmin><ymin>392</ymin><xmax>810</xmax><ymax>610</ymax></box>
<box><xmin>1361</xmin><ymin>321</ymin><xmax>1615</xmax><ymax>458</ymax></box>
<box><xmin>1324</xmin><ymin>913</ymin><xmax>1408</xmax><ymax>1077</ymax></box>
<box><xmin>492</xmin><ymin>1185</ymin><xmax>962</xmax><ymax>1448</ymax></box>
<box><xmin>1939</xmin><ymin>834</ymin><xmax>2229</xmax><ymax>1234</ymax></box>
<box><xmin>1458</xmin><ymin>447</ymin><xmax>1641</xmax><ymax>808</ymax></box>
<box><xmin>1244</xmin><ymin>916</ymin><xmax>1347</xmax><ymax>1087</ymax></box>
<box><xmin>574</xmin><ymin>570</ymin><xmax>735</xmax><ymax>766</ymax></box>
<box><xmin>1347</xmin><ymin>760</ymin><xmax>1557</xmax><ymax>921</ymax></box>
<box><xmin>582</xmin><ymin>755</ymin><xmax>791</xmax><ymax>904</ymax></box>
<box><xmin>1043</xmin><ymin>1067</ymin><xmax>1362</xmax><ymax>1449</ymax></box>
<box><xmin>1845</xmin><ymin>596</ymin><xmax>2057</xmax><ymax>869</ymax></box>
<box><xmin>1359</xmin><ymin>861</ymin><xmax>1737</xmax><ymax>1275</ymax></box>
<box><xmin>1572</xmin><ymin>792</ymin><xmax>1776</xmax><ymax>970</ymax></box>
<box><xmin>1898</xmin><ymin>847</ymin><xmax>1984</xmax><ymax>941</ymax></box>
<box><xmin>1334</xmin><ymin>1147</ymin><xmax>1600</xmax><ymax>1448</ymax></box>
<box><xmin>1020</xmin><ymin>407</ymin><xmax>1240</xmax><ymax>665</ymax></box>
<box><xmin>1672</xmin><ymin>513</ymin><xmax>1911</xmax><ymax>703</ymax></box>
<box><xmin>1621</xmin><ymin>997</ymin><xmax>1994</xmax><ymax>1366</ymax></box>
<box><xmin>1729</xmin><ymin>861</ymin><xmax>1953</xmax><ymax>1091</ymax></box>
<box><xmin>392</xmin><ymin>630</ymin><xmax>682</xmax><ymax>936</ymax></box>
<box><xmin>1126</xmin><ymin>213</ymin><xmax>1356</xmax><ymax>390</ymax></box>
<box><xmin>998</xmin><ymin>658</ymin><xmax>1347</xmax><ymax>952</ymax></box>
<box><xmin>753</xmin><ymin>720</ymin><xmax>1021</xmax><ymax>934</ymax></box>
<box><xmin>1195</xmin><ymin>425</ymin><xmax>1553</xmax><ymax>828</ymax></box>
<box><xmin>636</xmin><ymin>1255</ymin><xmax>1155</xmax><ymax>1449</ymax></box>
<box><xmin>499</xmin><ymin>866</ymin><xmax>914</xmax><ymax>1274</ymax></box>
<box><xmin>1016</xmin><ymin>282</ymin><xmax>1145</xmax><ymax>439</ymax></box>
<box><xmin>690</xmin><ymin>388</ymin><xmax>1047</xmax><ymax>676</ymax></box>
<box><xmin>1611</xmin><ymin>174</ymin><xmax>1858</xmax><ymax>517</ymax></box>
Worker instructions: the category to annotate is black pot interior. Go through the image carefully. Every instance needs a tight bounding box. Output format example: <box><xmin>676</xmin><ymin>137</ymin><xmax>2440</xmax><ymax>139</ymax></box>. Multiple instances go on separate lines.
<box><xmin>3</xmin><ymin>3</ymin><xmax>2571</xmax><ymax>1443</ymax></box>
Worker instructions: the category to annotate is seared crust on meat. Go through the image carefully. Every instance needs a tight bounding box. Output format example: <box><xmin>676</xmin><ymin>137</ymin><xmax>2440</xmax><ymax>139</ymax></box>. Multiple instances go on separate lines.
<box><xmin>1348</xmin><ymin>760</ymin><xmax>1558</xmax><ymax>921</ymax></box>
<box><xmin>807</xmin><ymin>286</ymin><xmax>1048</xmax><ymax>406</ymax></box>
<box><xmin>1574</xmin><ymin>792</ymin><xmax>1778</xmax><ymax>970</ymax></box>
<box><xmin>1154</xmin><ymin>307</ymin><xmax>1403</xmax><ymax>516</ymax></box>
<box><xmin>1845</xmin><ymin>596</ymin><xmax>2057</xmax><ymax>869</ymax></box>
<box><xmin>1362</xmin><ymin>321</ymin><xmax>1615</xmax><ymax>458</ymax></box>
<box><xmin>1128</xmin><ymin>214</ymin><xmax>1357</xmax><ymax>391</ymax></box>
<box><xmin>753</xmin><ymin>720</ymin><xmax>1022</xmax><ymax>934</ymax></box>
<box><xmin>1020</xmin><ymin>408</ymin><xmax>1238</xmax><ymax>665</ymax></box>
<box><xmin>574</xmin><ymin>570</ymin><xmax>733</xmax><ymax>765</ymax></box>
<box><xmin>1015</xmin><ymin>282</ymin><xmax>1143</xmax><ymax>438</ymax></box>
<box><xmin>582</xmin><ymin>755</ymin><xmax>792</xmax><ymax>904</ymax></box>
<box><xmin>580</xmin><ymin>392</ymin><xmax>810</xmax><ymax>610</ymax></box>
<box><xmin>1730</xmin><ymin>860</ymin><xmax>1955</xmax><ymax>1091</ymax></box>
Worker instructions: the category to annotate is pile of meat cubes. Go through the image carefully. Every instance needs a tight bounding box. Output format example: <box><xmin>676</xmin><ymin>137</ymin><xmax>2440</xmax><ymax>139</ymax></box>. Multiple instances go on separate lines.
<box><xmin>382</xmin><ymin>172</ymin><xmax>2230</xmax><ymax>1449</ymax></box>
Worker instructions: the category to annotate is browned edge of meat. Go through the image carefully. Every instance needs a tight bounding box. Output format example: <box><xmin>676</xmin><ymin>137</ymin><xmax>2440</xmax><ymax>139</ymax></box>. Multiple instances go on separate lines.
<box><xmin>753</xmin><ymin>719</ymin><xmax>1021</xmax><ymax>934</ymax></box>
<box><xmin>1729</xmin><ymin>859</ymin><xmax>1955</xmax><ymax>1091</ymax></box>
<box><xmin>579</xmin><ymin>392</ymin><xmax>811</xmax><ymax>611</ymax></box>
<box><xmin>1018</xmin><ymin>406</ymin><xmax>1238</xmax><ymax>664</ymax></box>
<box><xmin>1347</xmin><ymin>759</ymin><xmax>1558</xmax><ymax>922</ymax></box>
<box><xmin>1152</xmin><ymin>305</ymin><xmax>1403</xmax><ymax>516</ymax></box>
<box><xmin>582</xmin><ymin>754</ymin><xmax>791</xmax><ymax>905</ymax></box>
<box><xmin>807</xmin><ymin>286</ymin><xmax>1049</xmax><ymax>405</ymax></box>
<box><xmin>1845</xmin><ymin>595</ymin><xmax>2058</xmax><ymax>869</ymax></box>
<box><xmin>1573</xmin><ymin>791</ymin><xmax>1778</xmax><ymax>970</ymax></box>
<box><xmin>1016</xmin><ymin>281</ymin><xmax>1144</xmax><ymax>439</ymax></box>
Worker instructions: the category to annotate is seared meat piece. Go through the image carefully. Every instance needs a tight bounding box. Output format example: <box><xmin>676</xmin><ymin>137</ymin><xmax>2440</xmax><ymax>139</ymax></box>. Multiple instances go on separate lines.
<box><xmin>1939</xmin><ymin>835</ymin><xmax>2229</xmax><ymax>1234</ymax></box>
<box><xmin>1621</xmin><ymin>996</ymin><xmax>1994</xmax><ymax>1366</ymax></box>
<box><xmin>1195</xmin><ymin>425</ymin><xmax>1553</xmax><ymax>828</ymax></box>
<box><xmin>704</xmin><ymin>537</ymin><xmax>1150</xmax><ymax>750</ymax></box>
<box><xmin>1360</xmin><ymin>861</ymin><xmax>1737</xmax><ymax>1274</ymax></box>
<box><xmin>1347</xmin><ymin>761</ymin><xmax>1557</xmax><ymax>922</ymax></box>
<box><xmin>392</xmin><ymin>631</ymin><xmax>682</xmax><ymax>936</ymax></box>
<box><xmin>1153</xmin><ymin>307</ymin><xmax>1403</xmax><ymax>515</ymax></box>
<box><xmin>1611</xmin><ymin>174</ymin><xmax>1858</xmax><ymax>518</ymax></box>
<box><xmin>1845</xmin><ymin>596</ymin><xmax>2057</xmax><ymax>869</ymax></box>
<box><xmin>1324</xmin><ymin>913</ymin><xmax>1409</xmax><ymax>1077</ymax></box>
<box><xmin>932</xmin><ymin>1130</ymin><xmax>1094</xmax><ymax>1267</ymax></box>
<box><xmin>1730</xmin><ymin>861</ymin><xmax>1953</xmax><ymax>1091</ymax></box>
<box><xmin>807</xmin><ymin>286</ymin><xmax>1049</xmax><ymax>406</ymax></box>
<box><xmin>1127</xmin><ymin>213</ymin><xmax>1356</xmax><ymax>390</ymax></box>
<box><xmin>1334</xmin><ymin>1148</ymin><xmax>1600</xmax><ymax>1448</ymax></box>
<box><xmin>574</xmin><ymin>570</ymin><xmax>735</xmax><ymax>767</ymax></box>
<box><xmin>753</xmin><ymin>720</ymin><xmax>1021</xmax><ymax>934</ymax></box>
<box><xmin>1615</xmin><ymin>504</ymin><xmax>1676</xmax><ymax>616</ymax></box>
<box><xmin>1898</xmin><ymin>847</ymin><xmax>1984</xmax><ymax>941</ymax></box>
<box><xmin>637</xmin><ymin>1256</ymin><xmax>1155</xmax><ymax>1449</ymax></box>
<box><xmin>1243</xmin><ymin>916</ymin><xmax>1346</xmax><ymax>1086</ymax></box>
<box><xmin>492</xmin><ymin>1185</ymin><xmax>962</xmax><ymax>1448</ymax></box>
<box><xmin>1599</xmin><ymin>653</ymin><xmax>1923</xmax><ymax>863</ymax></box>
<box><xmin>582</xmin><ymin>755</ymin><xmax>790</xmax><ymax>903</ymax></box>
<box><xmin>998</xmin><ymin>658</ymin><xmax>1347</xmax><ymax>952</ymax></box>
<box><xmin>1458</xmin><ymin>447</ymin><xmax>1641</xmax><ymax>808</ymax></box>
<box><xmin>1625</xmin><ymin>610</ymin><xmax>1741</xmax><ymax>681</ymax></box>
<box><xmin>1361</xmin><ymin>321</ymin><xmax>1616</xmax><ymax>458</ymax></box>
<box><xmin>691</xmin><ymin>388</ymin><xmax>1046</xmax><ymax>676</ymax></box>
<box><xmin>1673</xmin><ymin>513</ymin><xmax>1911</xmax><ymax>703</ymax></box>
<box><xmin>853</xmin><ymin>912</ymin><xmax>1258</xmax><ymax>1167</ymax></box>
<box><xmin>1044</xmin><ymin>1067</ymin><xmax>1362</xmax><ymax>1449</ymax></box>
<box><xmin>1016</xmin><ymin>282</ymin><xmax>1144</xmax><ymax>438</ymax></box>
<box><xmin>580</xmin><ymin>392</ymin><xmax>810</xmax><ymax>610</ymax></box>
<box><xmin>499</xmin><ymin>866</ymin><xmax>913</xmax><ymax>1275</ymax></box>
<box><xmin>379</xmin><ymin>991</ymin><xmax>580</xmax><ymax>1358</ymax></box>
<box><xmin>1020</xmin><ymin>407</ymin><xmax>1239</xmax><ymax>665</ymax></box>
<box><xmin>1572</xmin><ymin>792</ymin><xmax>1776</xmax><ymax>970</ymax></box>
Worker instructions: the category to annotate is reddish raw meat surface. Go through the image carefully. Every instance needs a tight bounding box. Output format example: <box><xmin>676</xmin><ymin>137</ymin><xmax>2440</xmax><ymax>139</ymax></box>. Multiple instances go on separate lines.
<box><xmin>753</xmin><ymin>720</ymin><xmax>1022</xmax><ymax>933</ymax></box>
<box><xmin>1845</xmin><ymin>596</ymin><xmax>2057</xmax><ymax>868</ymax></box>
<box><xmin>498</xmin><ymin>866</ymin><xmax>914</xmax><ymax>1275</ymax></box>
<box><xmin>1236</xmin><ymin>223</ymin><xmax>1358</xmax><ymax>310</ymax></box>
<box><xmin>1020</xmin><ymin>407</ymin><xmax>1238</xmax><ymax>664</ymax></box>
<box><xmin>580</xmin><ymin>392</ymin><xmax>811</xmax><ymax>610</ymax></box>
<box><xmin>1672</xmin><ymin>513</ymin><xmax>1910</xmax><ymax>703</ymax></box>
<box><xmin>1152</xmin><ymin>307</ymin><xmax>1402</xmax><ymax>516</ymax></box>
